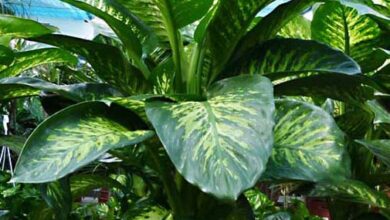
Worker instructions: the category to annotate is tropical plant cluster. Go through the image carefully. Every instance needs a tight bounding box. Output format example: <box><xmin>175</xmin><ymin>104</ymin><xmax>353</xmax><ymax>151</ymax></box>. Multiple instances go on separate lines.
<box><xmin>0</xmin><ymin>0</ymin><xmax>390</xmax><ymax>219</ymax></box>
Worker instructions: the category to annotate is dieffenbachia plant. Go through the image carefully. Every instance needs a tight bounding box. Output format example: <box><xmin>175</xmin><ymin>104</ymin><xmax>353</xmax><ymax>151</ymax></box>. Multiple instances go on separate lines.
<box><xmin>0</xmin><ymin>0</ymin><xmax>390</xmax><ymax>219</ymax></box>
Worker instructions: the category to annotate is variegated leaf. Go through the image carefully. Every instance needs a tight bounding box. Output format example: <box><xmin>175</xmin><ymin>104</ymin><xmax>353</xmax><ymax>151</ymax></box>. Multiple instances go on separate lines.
<box><xmin>274</xmin><ymin>74</ymin><xmax>374</xmax><ymax>103</ymax></box>
<box><xmin>310</xmin><ymin>180</ymin><xmax>390</xmax><ymax>208</ymax></box>
<box><xmin>116</xmin><ymin>0</ymin><xmax>212</xmax><ymax>86</ymax></box>
<box><xmin>0</xmin><ymin>48</ymin><xmax>77</xmax><ymax>78</ymax></box>
<box><xmin>0</xmin><ymin>77</ymin><xmax>122</xmax><ymax>101</ymax></box>
<box><xmin>61</xmin><ymin>0</ymin><xmax>151</xmax><ymax>76</ymax></box>
<box><xmin>70</xmin><ymin>174</ymin><xmax>124</xmax><ymax>198</ymax></box>
<box><xmin>228</xmin><ymin>39</ymin><xmax>360</xmax><ymax>81</ymax></box>
<box><xmin>0</xmin><ymin>15</ymin><xmax>55</xmax><ymax>39</ymax></box>
<box><xmin>234</xmin><ymin>0</ymin><xmax>316</xmax><ymax>60</ymax></box>
<box><xmin>312</xmin><ymin>1</ymin><xmax>388</xmax><ymax>72</ymax></box>
<box><xmin>263</xmin><ymin>99</ymin><xmax>350</xmax><ymax>181</ymax></box>
<box><xmin>356</xmin><ymin>139</ymin><xmax>390</xmax><ymax>167</ymax></box>
<box><xmin>278</xmin><ymin>15</ymin><xmax>311</xmax><ymax>39</ymax></box>
<box><xmin>0</xmin><ymin>45</ymin><xmax>14</xmax><ymax>68</ymax></box>
<box><xmin>203</xmin><ymin>0</ymin><xmax>273</xmax><ymax>80</ymax></box>
<box><xmin>12</xmin><ymin>102</ymin><xmax>154</xmax><ymax>183</ymax></box>
<box><xmin>146</xmin><ymin>75</ymin><xmax>275</xmax><ymax>200</ymax></box>
<box><xmin>367</xmin><ymin>100</ymin><xmax>390</xmax><ymax>124</ymax></box>
<box><xmin>33</xmin><ymin>34</ymin><xmax>151</xmax><ymax>94</ymax></box>
<box><xmin>0</xmin><ymin>135</ymin><xmax>25</xmax><ymax>154</ymax></box>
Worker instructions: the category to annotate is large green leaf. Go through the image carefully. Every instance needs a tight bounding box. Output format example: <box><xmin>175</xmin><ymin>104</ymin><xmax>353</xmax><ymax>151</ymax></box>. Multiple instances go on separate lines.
<box><xmin>312</xmin><ymin>1</ymin><xmax>388</xmax><ymax>72</ymax></box>
<box><xmin>0</xmin><ymin>136</ymin><xmax>25</xmax><ymax>154</ymax></box>
<box><xmin>0</xmin><ymin>48</ymin><xmax>77</xmax><ymax>78</ymax></box>
<box><xmin>0</xmin><ymin>77</ymin><xmax>122</xmax><ymax>101</ymax></box>
<box><xmin>356</xmin><ymin>139</ymin><xmax>390</xmax><ymax>167</ymax></box>
<box><xmin>310</xmin><ymin>180</ymin><xmax>390</xmax><ymax>208</ymax></box>
<box><xmin>202</xmin><ymin>0</ymin><xmax>273</xmax><ymax>80</ymax></box>
<box><xmin>0</xmin><ymin>15</ymin><xmax>55</xmax><ymax>39</ymax></box>
<box><xmin>12</xmin><ymin>102</ymin><xmax>154</xmax><ymax>183</ymax></box>
<box><xmin>32</xmin><ymin>34</ymin><xmax>150</xmax><ymax>94</ymax></box>
<box><xmin>263</xmin><ymin>99</ymin><xmax>350</xmax><ymax>181</ymax></box>
<box><xmin>146</xmin><ymin>75</ymin><xmax>275</xmax><ymax>200</ymax></box>
<box><xmin>228</xmin><ymin>39</ymin><xmax>361</xmax><ymax>81</ymax></box>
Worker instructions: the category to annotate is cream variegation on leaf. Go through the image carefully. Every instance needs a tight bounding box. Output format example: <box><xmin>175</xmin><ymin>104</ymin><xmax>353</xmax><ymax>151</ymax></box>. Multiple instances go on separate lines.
<box><xmin>12</xmin><ymin>102</ymin><xmax>154</xmax><ymax>183</ymax></box>
<box><xmin>146</xmin><ymin>75</ymin><xmax>274</xmax><ymax>200</ymax></box>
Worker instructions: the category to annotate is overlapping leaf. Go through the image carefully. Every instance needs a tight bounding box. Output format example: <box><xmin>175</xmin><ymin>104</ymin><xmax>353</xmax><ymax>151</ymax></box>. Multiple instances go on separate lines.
<box><xmin>234</xmin><ymin>0</ymin><xmax>317</xmax><ymax>60</ymax></box>
<box><xmin>70</xmin><ymin>174</ymin><xmax>124</xmax><ymax>198</ymax></box>
<box><xmin>0</xmin><ymin>135</ymin><xmax>25</xmax><ymax>154</ymax></box>
<box><xmin>0</xmin><ymin>15</ymin><xmax>55</xmax><ymax>39</ymax></box>
<box><xmin>0</xmin><ymin>77</ymin><xmax>122</xmax><ymax>101</ymax></box>
<box><xmin>116</xmin><ymin>0</ymin><xmax>212</xmax><ymax>87</ymax></box>
<box><xmin>263</xmin><ymin>99</ymin><xmax>350</xmax><ymax>181</ymax></box>
<box><xmin>61</xmin><ymin>0</ymin><xmax>152</xmax><ymax>76</ymax></box>
<box><xmin>310</xmin><ymin>180</ymin><xmax>390</xmax><ymax>208</ymax></box>
<box><xmin>228</xmin><ymin>39</ymin><xmax>361</xmax><ymax>81</ymax></box>
<box><xmin>146</xmin><ymin>75</ymin><xmax>275</xmax><ymax>200</ymax></box>
<box><xmin>312</xmin><ymin>1</ymin><xmax>388</xmax><ymax>72</ymax></box>
<box><xmin>0</xmin><ymin>48</ymin><xmax>77</xmax><ymax>78</ymax></box>
<box><xmin>203</xmin><ymin>0</ymin><xmax>273</xmax><ymax>80</ymax></box>
<box><xmin>278</xmin><ymin>15</ymin><xmax>311</xmax><ymax>39</ymax></box>
<box><xmin>40</xmin><ymin>178</ymin><xmax>72</xmax><ymax>220</ymax></box>
<box><xmin>33</xmin><ymin>34</ymin><xmax>150</xmax><ymax>94</ymax></box>
<box><xmin>274</xmin><ymin>74</ymin><xmax>374</xmax><ymax>103</ymax></box>
<box><xmin>367</xmin><ymin>100</ymin><xmax>390</xmax><ymax>124</ymax></box>
<box><xmin>12</xmin><ymin>102</ymin><xmax>154</xmax><ymax>183</ymax></box>
<box><xmin>0</xmin><ymin>45</ymin><xmax>14</xmax><ymax>68</ymax></box>
<box><xmin>356</xmin><ymin>139</ymin><xmax>390</xmax><ymax>167</ymax></box>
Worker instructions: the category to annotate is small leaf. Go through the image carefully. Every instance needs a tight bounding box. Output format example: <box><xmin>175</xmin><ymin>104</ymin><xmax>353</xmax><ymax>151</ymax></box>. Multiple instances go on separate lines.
<box><xmin>12</xmin><ymin>102</ymin><xmax>154</xmax><ymax>183</ymax></box>
<box><xmin>310</xmin><ymin>180</ymin><xmax>390</xmax><ymax>208</ymax></box>
<box><xmin>356</xmin><ymin>139</ymin><xmax>390</xmax><ymax>167</ymax></box>
<box><xmin>146</xmin><ymin>75</ymin><xmax>275</xmax><ymax>200</ymax></box>
<box><xmin>70</xmin><ymin>174</ymin><xmax>124</xmax><ymax>198</ymax></box>
<box><xmin>40</xmin><ymin>178</ymin><xmax>72</xmax><ymax>220</ymax></box>
<box><xmin>263</xmin><ymin>99</ymin><xmax>351</xmax><ymax>181</ymax></box>
<box><xmin>367</xmin><ymin>100</ymin><xmax>390</xmax><ymax>124</ymax></box>
<box><xmin>0</xmin><ymin>45</ymin><xmax>14</xmax><ymax>67</ymax></box>
<box><xmin>0</xmin><ymin>136</ymin><xmax>26</xmax><ymax>154</ymax></box>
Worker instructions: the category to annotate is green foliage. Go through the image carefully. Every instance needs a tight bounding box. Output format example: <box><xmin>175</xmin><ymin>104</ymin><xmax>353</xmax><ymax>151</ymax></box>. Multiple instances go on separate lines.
<box><xmin>0</xmin><ymin>0</ymin><xmax>389</xmax><ymax>218</ymax></box>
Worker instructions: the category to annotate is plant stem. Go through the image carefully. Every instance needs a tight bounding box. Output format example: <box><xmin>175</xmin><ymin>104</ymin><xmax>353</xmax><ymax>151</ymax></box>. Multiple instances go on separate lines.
<box><xmin>145</xmin><ymin>143</ymin><xmax>185</xmax><ymax>219</ymax></box>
